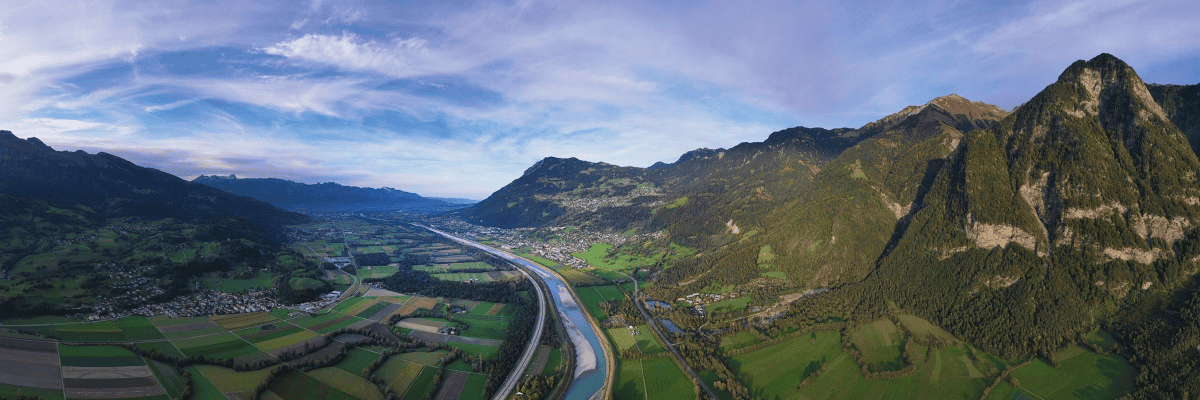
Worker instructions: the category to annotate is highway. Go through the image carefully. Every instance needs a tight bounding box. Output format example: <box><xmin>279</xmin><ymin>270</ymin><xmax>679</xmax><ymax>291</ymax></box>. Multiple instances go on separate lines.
<box><xmin>421</xmin><ymin>226</ymin><xmax>548</xmax><ymax>400</ymax></box>
<box><xmin>423</xmin><ymin>226</ymin><xmax>610</xmax><ymax>400</ymax></box>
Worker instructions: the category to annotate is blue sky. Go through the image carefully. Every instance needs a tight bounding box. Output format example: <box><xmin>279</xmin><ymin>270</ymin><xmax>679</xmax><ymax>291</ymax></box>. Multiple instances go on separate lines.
<box><xmin>1</xmin><ymin>0</ymin><xmax>1197</xmax><ymax>198</ymax></box>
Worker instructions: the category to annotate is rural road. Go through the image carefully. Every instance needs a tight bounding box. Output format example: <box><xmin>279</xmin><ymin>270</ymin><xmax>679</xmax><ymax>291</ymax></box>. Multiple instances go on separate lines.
<box><xmin>420</xmin><ymin>226</ymin><xmax>548</xmax><ymax>400</ymax></box>
<box><xmin>619</xmin><ymin>270</ymin><xmax>720</xmax><ymax>400</ymax></box>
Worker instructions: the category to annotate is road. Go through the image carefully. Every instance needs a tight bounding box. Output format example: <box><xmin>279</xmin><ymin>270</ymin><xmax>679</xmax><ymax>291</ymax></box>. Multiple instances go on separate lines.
<box><xmin>422</xmin><ymin>226</ymin><xmax>610</xmax><ymax>400</ymax></box>
<box><xmin>420</xmin><ymin>226</ymin><xmax>548</xmax><ymax>400</ymax></box>
<box><xmin>615</xmin><ymin>271</ymin><xmax>720</xmax><ymax>400</ymax></box>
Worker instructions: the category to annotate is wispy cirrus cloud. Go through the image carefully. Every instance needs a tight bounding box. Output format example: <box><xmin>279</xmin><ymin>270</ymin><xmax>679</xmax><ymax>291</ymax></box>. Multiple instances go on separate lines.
<box><xmin>1</xmin><ymin>0</ymin><xmax>1198</xmax><ymax>198</ymax></box>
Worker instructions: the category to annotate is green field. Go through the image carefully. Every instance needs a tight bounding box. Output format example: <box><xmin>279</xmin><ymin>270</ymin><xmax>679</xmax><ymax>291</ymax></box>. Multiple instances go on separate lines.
<box><xmin>448</xmin><ymin>341</ymin><xmax>501</xmax><ymax>359</ymax></box>
<box><xmin>269</xmin><ymin>370</ymin><xmax>359</xmax><ymax>400</ymax></box>
<box><xmin>396</xmin><ymin>349</ymin><xmax>449</xmax><ymax>366</ymax></box>
<box><xmin>577</xmin><ymin>284</ymin><xmax>626</xmax><ymax>319</ymax></box>
<box><xmin>148</xmin><ymin>359</ymin><xmax>187</xmax><ymax>398</ymax></box>
<box><xmin>374</xmin><ymin>358</ymin><xmax>425</xmax><ymax>397</ymax></box>
<box><xmin>59</xmin><ymin>344</ymin><xmax>146</xmax><ymax>367</ymax></box>
<box><xmin>333</xmin><ymin>297</ymin><xmax>369</xmax><ymax>313</ymax></box>
<box><xmin>116</xmin><ymin>316</ymin><xmax>166</xmax><ymax>340</ymax></box>
<box><xmin>1009</xmin><ymin>346</ymin><xmax>1134</xmax><ymax>399</ymax></box>
<box><xmin>399</xmin><ymin>367</ymin><xmax>438</xmax><ymax>400</ymax></box>
<box><xmin>0</xmin><ymin>383</ymin><xmax>63</xmax><ymax>400</ymax></box>
<box><xmin>729</xmin><ymin>330</ymin><xmax>842</xmax><ymax>398</ymax></box>
<box><xmin>201</xmin><ymin>272</ymin><xmax>275</xmax><ymax>292</ymax></box>
<box><xmin>708</xmin><ymin>297</ymin><xmax>752</xmax><ymax>311</ymax></box>
<box><xmin>642</xmin><ymin>357</ymin><xmax>696</xmax><ymax>400</ymax></box>
<box><xmin>198</xmin><ymin>365</ymin><xmax>278</xmax><ymax>397</ymax></box>
<box><xmin>719</xmin><ymin>331</ymin><xmax>761</xmax><ymax>352</ymax></box>
<box><xmin>608</xmin><ymin>327</ymin><xmax>639</xmax><ymax>352</ymax></box>
<box><xmin>136</xmin><ymin>340</ymin><xmax>187</xmax><ymax>359</ymax></box>
<box><xmin>468</xmin><ymin>302</ymin><xmax>496</xmax><ymax>315</ymax></box>
<box><xmin>173</xmin><ymin>332</ymin><xmax>262</xmax><ymax>359</ymax></box>
<box><xmin>256</xmin><ymin>329</ymin><xmax>320</xmax><ymax>351</ymax></box>
<box><xmin>461</xmin><ymin>373</ymin><xmax>488</xmax><ymax>400</ymax></box>
<box><xmin>851</xmin><ymin>319</ymin><xmax>904</xmax><ymax>371</ymax></box>
<box><xmin>336</xmin><ymin>348</ymin><xmax>384</xmax><ymax>375</ymax></box>
<box><xmin>615</xmin><ymin>358</ymin><xmax>646</xmax><ymax>400</ymax></box>
<box><xmin>356</xmin><ymin>302</ymin><xmax>392</xmax><ymax>318</ymax></box>
<box><xmin>187</xmin><ymin>366</ymin><xmax>228</xmax><ymax>400</ymax></box>
<box><xmin>310</xmin><ymin>367</ymin><xmax>385</xmax><ymax>400</ymax></box>
<box><xmin>456</xmin><ymin>314</ymin><xmax>509</xmax><ymax>340</ymax></box>
<box><xmin>431</xmin><ymin>272</ymin><xmax>493</xmax><ymax>282</ymax></box>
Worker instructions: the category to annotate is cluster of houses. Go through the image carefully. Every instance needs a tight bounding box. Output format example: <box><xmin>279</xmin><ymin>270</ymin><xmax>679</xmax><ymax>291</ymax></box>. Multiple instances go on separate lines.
<box><xmin>113</xmin><ymin>288</ymin><xmax>284</xmax><ymax>320</ymax></box>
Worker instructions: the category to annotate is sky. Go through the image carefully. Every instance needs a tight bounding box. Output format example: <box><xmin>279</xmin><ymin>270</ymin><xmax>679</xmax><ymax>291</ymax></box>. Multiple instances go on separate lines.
<box><xmin>1</xmin><ymin>0</ymin><xmax>1198</xmax><ymax>199</ymax></box>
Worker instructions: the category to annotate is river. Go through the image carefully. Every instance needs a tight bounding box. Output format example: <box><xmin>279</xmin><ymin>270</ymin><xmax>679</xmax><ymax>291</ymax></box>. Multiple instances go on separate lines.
<box><xmin>425</xmin><ymin>228</ymin><xmax>608</xmax><ymax>400</ymax></box>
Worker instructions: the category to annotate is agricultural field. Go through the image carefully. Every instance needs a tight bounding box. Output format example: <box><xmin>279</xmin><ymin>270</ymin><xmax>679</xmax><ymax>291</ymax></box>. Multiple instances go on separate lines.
<box><xmin>335</xmin><ymin>348</ymin><xmax>384</xmax><ymax>375</ymax></box>
<box><xmin>186</xmin><ymin>366</ymin><xmax>227</xmax><ymax>400</ymax></box>
<box><xmin>310</xmin><ymin>367</ymin><xmax>385</xmax><ymax>400</ymax></box>
<box><xmin>577</xmin><ymin>284</ymin><xmax>627</xmax><ymax>319</ymax></box>
<box><xmin>373</xmin><ymin>358</ymin><xmax>425</xmax><ymax>396</ymax></box>
<box><xmin>210</xmin><ymin>312</ymin><xmax>277</xmax><ymax>330</ymax></box>
<box><xmin>196</xmin><ymin>365</ymin><xmax>277</xmax><ymax>398</ymax></box>
<box><xmin>716</xmin><ymin>315</ymin><xmax>1135</xmax><ymax>400</ymax></box>
<box><xmin>431</xmin><ymin>271</ymin><xmax>495</xmax><ymax>283</ymax></box>
<box><xmin>456</xmin><ymin>314</ymin><xmax>510</xmax><ymax>341</ymax></box>
<box><xmin>1008</xmin><ymin>345</ymin><xmax>1134</xmax><ymax>399</ymax></box>
<box><xmin>718</xmin><ymin>331</ymin><xmax>761</xmax><ymax>352</ymax></box>
<box><xmin>728</xmin><ymin>330</ymin><xmax>843</xmax><ymax>398</ymax></box>
<box><xmin>614</xmin><ymin>357</ymin><xmax>696</xmax><ymax>400</ymax></box>
<box><xmin>267</xmin><ymin>370</ymin><xmax>359</xmax><ymax>400</ymax></box>
<box><xmin>0</xmin><ymin>337</ymin><xmax>63</xmax><ymax>397</ymax></box>
<box><xmin>172</xmin><ymin>332</ymin><xmax>263</xmax><ymax>360</ymax></box>
<box><xmin>850</xmin><ymin>319</ymin><xmax>905</xmax><ymax>370</ymax></box>
<box><xmin>556</xmin><ymin>268</ymin><xmax>609</xmax><ymax>286</ymax></box>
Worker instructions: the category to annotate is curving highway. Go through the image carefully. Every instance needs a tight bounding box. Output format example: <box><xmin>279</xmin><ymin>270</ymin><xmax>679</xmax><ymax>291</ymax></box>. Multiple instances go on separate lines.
<box><xmin>421</xmin><ymin>226</ymin><xmax>547</xmax><ymax>400</ymax></box>
<box><xmin>423</xmin><ymin>226</ymin><xmax>610</xmax><ymax>400</ymax></box>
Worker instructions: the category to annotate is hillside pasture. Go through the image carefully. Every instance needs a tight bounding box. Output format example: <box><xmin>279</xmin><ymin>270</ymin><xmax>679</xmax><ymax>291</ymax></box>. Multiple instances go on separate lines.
<box><xmin>850</xmin><ymin>319</ymin><xmax>905</xmax><ymax>371</ymax></box>
<box><xmin>1009</xmin><ymin>345</ymin><xmax>1134</xmax><ymax>399</ymax></box>
<box><xmin>729</xmin><ymin>330</ymin><xmax>842</xmax><ymax>399</ymax></box>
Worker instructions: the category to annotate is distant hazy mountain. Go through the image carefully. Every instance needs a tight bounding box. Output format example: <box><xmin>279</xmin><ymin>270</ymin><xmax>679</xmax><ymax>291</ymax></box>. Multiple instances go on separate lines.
<box><xmin>0</xmin><ymin>131</ymin><xmax>307</xmax><ymax>227</ymax></box>
<box><xmin>193</xmin><ymin>175</ymin><xmax>463</xmax><ymax>211</ymax></box>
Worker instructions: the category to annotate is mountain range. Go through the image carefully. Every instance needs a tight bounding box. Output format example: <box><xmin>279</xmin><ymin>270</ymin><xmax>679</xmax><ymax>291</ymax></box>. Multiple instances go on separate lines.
<box><xmin>0</xmin><ymin>131</ymin><xmax>307</xmax><ymax>228</ymax></box>
<box><xmin>193</xmin><ymin>175</ymin><xmax>468</xmax><ymax>211</ymax></box>
<box><xmin>463</xmin><ymin>54</ymin><xmax>1200</xmax><ymax>393</ymax></box>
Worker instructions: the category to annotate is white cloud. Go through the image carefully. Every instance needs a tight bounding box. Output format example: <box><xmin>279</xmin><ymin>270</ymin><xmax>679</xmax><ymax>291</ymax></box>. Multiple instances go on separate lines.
<box><xmin>262</xmin><ymin>33</ymin><xmax>474</xmax><ymax>78</ymax></box>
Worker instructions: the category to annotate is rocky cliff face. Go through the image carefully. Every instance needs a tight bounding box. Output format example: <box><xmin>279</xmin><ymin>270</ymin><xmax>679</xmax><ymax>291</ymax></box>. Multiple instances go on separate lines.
<box><xmin>864</xmin><ymin>54</ymin><xmax>1200</xmax><ymax>357</ymax></box>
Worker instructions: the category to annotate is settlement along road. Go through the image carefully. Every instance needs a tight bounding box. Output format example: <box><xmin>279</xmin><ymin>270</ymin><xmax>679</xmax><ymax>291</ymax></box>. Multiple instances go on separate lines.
<box><xmin>423</xmin><ymin>226</ymin><xmax>610</xmax><ymax>400</ymax></box>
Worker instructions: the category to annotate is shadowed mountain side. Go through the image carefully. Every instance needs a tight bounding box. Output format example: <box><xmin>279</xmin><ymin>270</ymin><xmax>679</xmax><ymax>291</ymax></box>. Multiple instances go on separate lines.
<box><xmin>0</xmin><ymin>131</ymin><xmax>307</xmax><ymax>228</ymax></box>
<box><xmin>1148</xmin><ymin>82</ymin><xmax>1200</xmax><ymax>158</ymax></box>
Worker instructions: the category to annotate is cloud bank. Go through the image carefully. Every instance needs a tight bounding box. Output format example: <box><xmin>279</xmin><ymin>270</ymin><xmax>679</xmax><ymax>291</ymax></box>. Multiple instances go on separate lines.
<box><xmin>0</xmin><ymin>0</ymin><xmax>1197</xmax><ymax>198</ymax></box>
